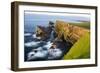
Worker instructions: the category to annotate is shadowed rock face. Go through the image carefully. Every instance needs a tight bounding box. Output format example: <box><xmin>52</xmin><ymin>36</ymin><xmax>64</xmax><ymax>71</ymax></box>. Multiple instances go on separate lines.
<box><xmin>50</xmin><ymin>40</ymin><xmax>73</xmax><ymax>58</ymax></box>
<box><xmin>55</xmin><ymin>20</ymin><xmax>89</xmax><ymax>44</ymax></box>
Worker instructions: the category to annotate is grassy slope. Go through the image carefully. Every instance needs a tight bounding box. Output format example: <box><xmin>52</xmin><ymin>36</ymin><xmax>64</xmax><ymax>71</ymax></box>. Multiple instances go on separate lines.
<box><xmin>63</xmin><ymin>32</ymin><xmax>90</xmax><ymax>59</ymax></box>
<box><xmin>69</xmin><ymin>22</ymin><xmax>90</xmax><ymax>29</ymax></box>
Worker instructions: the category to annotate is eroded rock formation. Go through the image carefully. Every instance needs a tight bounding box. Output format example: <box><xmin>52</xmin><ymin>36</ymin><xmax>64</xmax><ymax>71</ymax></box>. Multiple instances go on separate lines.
<box><xmin>55</xmin><ymin>20</ymin><xmax>89</xmax><ymax>44</ymax></box>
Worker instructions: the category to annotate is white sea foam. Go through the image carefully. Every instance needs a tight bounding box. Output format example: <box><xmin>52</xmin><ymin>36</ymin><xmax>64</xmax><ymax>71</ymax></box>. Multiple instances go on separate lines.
<box><xmin>36</xmin><ymin>47</ymin><xmax>43</xmax><ymax>51</ymax></box>
<box><xmin>27</xmin><ymin>47</ymin><xmax>48</xmax><ymax>60</ymax></box>
<box><xmin>43</xmin><ymin>41</ymin><xmax>53</xmax><ymax>49</ymax></box>
<box><xmin>36</xmin><ymin>37</ymin><xmax>41</xmax><ymax>40</ymax></box>
<box><xmin>24</xmin><ymin>33</ymin><xmax>31</xmax><ymax>36</ymax></box>
<box><xmin>25</xmin><ymin>41</ymin><xmax>40</xmax><ymax>47</ymax></box>
<box><xmin>32</xmin><ymin>34</ymin><xmax>41</xmax><ymax>40</ymax></box>
<box><xmin>48</xmin><ymin>48</ymin><xmax>62</xmax><ymax>59</ymax></box>
<box><xmin>32</xmin><ymin>34</ymin><xmax>37</xmax><ymax>38</ymax></box>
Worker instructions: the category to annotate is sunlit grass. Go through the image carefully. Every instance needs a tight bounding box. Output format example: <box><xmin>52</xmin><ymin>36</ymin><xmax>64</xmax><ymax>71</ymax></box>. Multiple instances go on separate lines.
<box><xmin>63</xmin><ymin>32</ymin><xmax>90</xmax><ymax>59</ymax></box>
<box><xmin>69</xmin><ymin>22</ymin><xmax>90</xmax><ymax>29</ymax></box>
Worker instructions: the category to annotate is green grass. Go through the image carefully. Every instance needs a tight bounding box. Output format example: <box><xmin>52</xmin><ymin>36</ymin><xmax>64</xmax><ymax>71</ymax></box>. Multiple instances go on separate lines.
<box><xmin>69</xmin><ymin>22</ymin><xmax>90</xmax><ymax>29</ymax></box>
<box><xmin>63</xmin><ymin>32</ymin><xmax>90</xmax><ymax>59</ymax></box>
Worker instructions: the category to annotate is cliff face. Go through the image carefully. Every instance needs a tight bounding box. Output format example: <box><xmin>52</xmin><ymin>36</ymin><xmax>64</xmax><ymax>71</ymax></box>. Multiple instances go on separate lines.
<box><xmin>55</xmin><ymin>20</ymin><xmax>89</xmax><ymax>44</ymax></box>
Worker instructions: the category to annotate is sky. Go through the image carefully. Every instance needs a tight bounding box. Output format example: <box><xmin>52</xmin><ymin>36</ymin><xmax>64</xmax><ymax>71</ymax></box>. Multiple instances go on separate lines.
<box><xmin>24</xmin><ymin>11</ymin><xmax>90</xmax><ymax>32</ymax></box>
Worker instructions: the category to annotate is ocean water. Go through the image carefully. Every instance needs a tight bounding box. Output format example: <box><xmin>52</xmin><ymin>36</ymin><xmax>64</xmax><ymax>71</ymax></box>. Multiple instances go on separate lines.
<box><xmin>24</xmin><ymin>31</ymin><xmax>73</xmax><ymax>61</ymax></box>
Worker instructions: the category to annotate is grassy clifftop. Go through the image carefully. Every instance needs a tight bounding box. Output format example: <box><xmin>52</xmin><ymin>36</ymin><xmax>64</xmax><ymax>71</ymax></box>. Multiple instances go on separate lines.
<box><xmin>69</xmin><ymin>22</ymin><xmax>90</xmax><ymax>29</ymax></box>
<box><xmin>63</xmin><ymin>32</ymin><xmax>90</xmax><ymax>59</ymax></box>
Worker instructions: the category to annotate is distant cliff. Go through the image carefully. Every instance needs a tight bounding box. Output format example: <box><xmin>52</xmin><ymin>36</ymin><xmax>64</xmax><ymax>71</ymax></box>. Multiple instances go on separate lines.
<box><xmin>55</xmin><ymin>20</ymin><xmax>89</xmax><ymax>44</ymax></box>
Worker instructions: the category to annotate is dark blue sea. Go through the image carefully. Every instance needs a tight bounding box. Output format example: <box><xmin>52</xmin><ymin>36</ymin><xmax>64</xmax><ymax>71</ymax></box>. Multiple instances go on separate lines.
<box><xmin>24</xmin><ymin>31</ymin><xmax>73</xmax><ymax>61</ymax></box>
